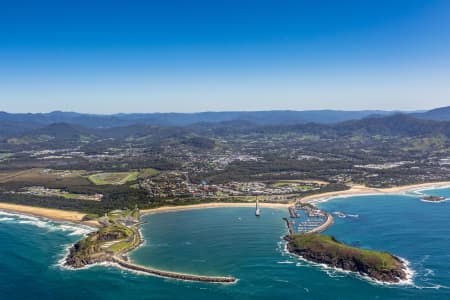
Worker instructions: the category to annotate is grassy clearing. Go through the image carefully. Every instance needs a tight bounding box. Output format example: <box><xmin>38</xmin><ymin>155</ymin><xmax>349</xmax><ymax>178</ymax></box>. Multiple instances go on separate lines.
<box><xmin>105</xmin><ymin>226</ymin><xmax>139</xmax><ymax>254</ymax></box>
<box><xmin>107</xmin><ymin>208</ymin><xmax>139</xmax><ymax>221</ymax></box>
<box><xmin>402</xmin><ymin>136</ymin><xmax>447</xmax><ymax>152</ymax></box>
<box><xmin>138</xmin><ymin>168</ymin><xmax>160</xmax><ymax>179</ymax></box>
<box><xmin>100</xmin><ymin>223</ymin><xmax>133</xmax><ymax>237</ymax></box>
<box><xmin>61</xmin><ymin>193</ymin><xmax>87</xmax><ymax>199</ymax></box>
<box><xmin>270</xmin><ymin>181</ymin><xmax>317</xmax><ymax>191</ymax></box>
<box><xmin>272</xmin><ymin>182</ymin><xmax>310</xmax><ymax>188</ymax></box>
<box><xmin>271</xmin><ymin>179</ymin><xmax>328</xmax><ymax>185</ymax></box>
<box><xmin>108</xmin><ymin>240</ymin><xmax>133</xmax><ymax>253</ymax></box>
<box><xmin>290</xmin><ymin>234</ymin><xmax>397</xmax><ymax>271</ymax></box>
<box><xmin>88</xmin><ymin>172</ymin><xmax>139</xmax><ymax>185</ymax></box>
<box><xmin>0</xmin><ymin>168</ymin><xmax>91</xmax><ymax>186</ymax></box>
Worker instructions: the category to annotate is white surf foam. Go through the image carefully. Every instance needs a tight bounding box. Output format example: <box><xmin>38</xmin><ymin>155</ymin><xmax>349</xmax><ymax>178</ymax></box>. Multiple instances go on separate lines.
<box><xmin>0</xmin><ymin>209</ymin><xmax>95</xmax><ymax>236</ymax></box>
<box><xmin>347</xmin><ymin>214</ymin><xmax>359</xmax><ymax>218</ymax></box>
<box><xmin>277</xmin><ymin>260</ymin><xmax>294</xmax><ymax>264</ymax></box>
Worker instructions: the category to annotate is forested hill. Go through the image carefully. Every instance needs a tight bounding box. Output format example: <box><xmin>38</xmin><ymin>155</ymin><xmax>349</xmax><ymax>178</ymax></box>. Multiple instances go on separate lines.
<box><xmin>2</xmin><ymin>106</ymin><xmax>450</xmax><ymax>139</ymax></box>
<box><xmin>0</xmin><ymin>109</ymin><xmax>395</xmax><ymax>130</ymax></box>
<box><xmin>208</xmin><ymin>114</ymin><xmax>450</xmax><ymax>137</ymax></box>
<box><xmin>3</xmin><ymin>113</ymin><xmax>450</xmax><ymax>146</ymax></box>
<box><xmin>412</xmin><ymin>106</ymin><xmax>450</xmax><ymax>121</ymax></box>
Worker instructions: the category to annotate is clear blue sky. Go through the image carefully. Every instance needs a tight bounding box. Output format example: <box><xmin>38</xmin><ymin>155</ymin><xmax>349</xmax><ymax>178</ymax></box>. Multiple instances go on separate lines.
<box><xmin>1</xmin><ymin>0</ymin><xmax>450</xmax><ymax>113</ymax></box>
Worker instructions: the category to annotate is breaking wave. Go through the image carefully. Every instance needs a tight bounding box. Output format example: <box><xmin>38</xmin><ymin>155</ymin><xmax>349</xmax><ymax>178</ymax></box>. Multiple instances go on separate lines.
<box><xmin>0</xmin><ymin>210</ymin><xmax>94</xmax><ymax>236</ymax></box>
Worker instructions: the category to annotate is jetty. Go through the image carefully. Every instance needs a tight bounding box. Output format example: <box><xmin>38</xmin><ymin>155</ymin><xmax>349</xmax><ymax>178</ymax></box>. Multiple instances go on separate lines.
<box><xmin>288</xmin><ymin>206</ymin><xmax>300</xmax><ymax>218</ymax></box>
<box><xmin>283</xmin><ymin>217</ymin><xmax>295</xmax><ymax>234</ymax></box>
<box><xmin>306</xmin><ymin>212</ymin><xmax>333</xmax><ymax>234</ymax></box>
<box><xmin>111</xmin><ymin>257</ymin><xmax>237</xmax><ymax>283</ymax></box>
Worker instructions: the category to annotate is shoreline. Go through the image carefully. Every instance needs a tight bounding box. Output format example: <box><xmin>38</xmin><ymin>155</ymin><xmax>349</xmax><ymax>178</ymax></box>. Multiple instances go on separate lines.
<box><xmin>1</xmin><ymin>180</ymin><xmax>449</xmax><ymax>225</ymax></box>
<box><xmin>299</xmin><ymin>181</ymin><xmax>450</xmax><ymax>204</ymax></box>
<box><xmin>282</xmin><ymin>181</ymin><xmax>450</xmax><ymax>284</ymax></box>
<box><xmin>282</xmin><ymin>241</ymin><xmax>414</xmax><ymax>286</ymax></box>
<box><xmin>141</xmin><ymin>202</ymin><xmax>290</xmax><ymax>215</ymax></box>
<box><xmin>0</xmin><ymin>203</ymin><xmax>100</xmax><ymax>227</ymax></box>
<box><xmin>3</xmin><ymin>181</ymin><xmax>446</xmax><ymax>284</ymax></box>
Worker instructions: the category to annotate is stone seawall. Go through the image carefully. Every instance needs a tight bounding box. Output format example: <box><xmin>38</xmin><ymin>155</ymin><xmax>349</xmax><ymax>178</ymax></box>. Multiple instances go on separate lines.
<box><xmin>111</xmin><ymin>257</ymin><xmax>237</xmax><ymax>283</ymax></box>
<box><xmin>307</xmin><ymin>212</ymin><xmax>334</xmax><ymax>234</ymax></box>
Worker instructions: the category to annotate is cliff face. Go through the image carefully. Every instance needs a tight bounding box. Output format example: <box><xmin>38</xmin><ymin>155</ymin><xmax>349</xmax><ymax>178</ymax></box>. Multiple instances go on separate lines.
<box><xmin>65</xmin><ymin>239</ymin><xmax>109</xmax><ymax>268</ymax></box>
<box><xmin>65</xmin><ymin>228</ymin><xmax>124</xmax><ymax>268</ymax></box>
<box><xmin>285</xmin><ymin>234</ymin><xmax>407</xmax><ymax>283</ymax></box>
<box><xmin>65</xmin><ymin>248</ymin><xmax>111</xmax><ymax>268</ymax></box>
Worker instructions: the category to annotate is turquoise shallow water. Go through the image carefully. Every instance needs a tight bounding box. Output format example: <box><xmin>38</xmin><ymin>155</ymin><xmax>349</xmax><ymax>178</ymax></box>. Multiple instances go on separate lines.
<box><xmin>0</xmin><ymin>187</ymin><xmax>450</xmax><ymax>299</ymax></box>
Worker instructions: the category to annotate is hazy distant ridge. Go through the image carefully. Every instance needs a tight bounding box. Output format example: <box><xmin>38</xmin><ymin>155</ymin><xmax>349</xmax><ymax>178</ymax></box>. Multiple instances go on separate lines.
<box><xmin>1</xmin><ymin>107</ymin><xmax>449</xmax><ymax>140</ymax></box>
<box><xmin>0</xmin><ymin>109</ymin><xmax>397</xmax><ymax>128</ymax></box>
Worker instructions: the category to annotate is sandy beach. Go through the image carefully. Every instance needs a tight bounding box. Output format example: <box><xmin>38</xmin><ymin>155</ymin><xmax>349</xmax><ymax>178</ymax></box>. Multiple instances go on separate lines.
<box><xmin>0</xmin><ymin>203</ymin><xmax>99</xmax><ymax>227</ymax></box>
<box><xmin>1</xmin><ymin>180</ymin><xmax>450</xmax><ymax>224</ymax></box>
<box><xmin>141</xmin><ymin>202</ymin><xmax>290</xmax><ymax>215</ymax></box>
<box><xmin>300</xmin><ymin>181</ymin><xmax>450</xmax><ymax>203</ymax></box>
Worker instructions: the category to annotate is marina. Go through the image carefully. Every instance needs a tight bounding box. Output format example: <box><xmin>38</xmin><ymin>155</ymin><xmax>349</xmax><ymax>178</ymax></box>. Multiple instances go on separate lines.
<box><xmin>285</xmin><ymin>203</ymin><xmax>333</xmax><ymax>234</ymax></box>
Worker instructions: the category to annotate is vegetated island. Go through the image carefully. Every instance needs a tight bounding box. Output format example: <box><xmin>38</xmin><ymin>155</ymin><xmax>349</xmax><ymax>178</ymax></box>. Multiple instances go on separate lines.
<box><xmin>64</xmin><ymin>208</ymin><xmax>237</xmax><ymax>283</ymax></box>
<box><xmin>421</xmin><ymin>195</ymin><xmax>446</xmax><ymax>202</ymax></box>
<box><xmin>284</xmin><ymin>233</ymin><xmax>408</xmax><ymax>283</ymax></box>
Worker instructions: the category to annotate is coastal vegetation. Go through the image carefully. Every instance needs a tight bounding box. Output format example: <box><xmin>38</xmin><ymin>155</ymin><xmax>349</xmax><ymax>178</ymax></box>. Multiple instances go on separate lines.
<box><xmin>285</xmin><ymin>234</ymin><xmax>407</xmax><ymax>283</ymax></box>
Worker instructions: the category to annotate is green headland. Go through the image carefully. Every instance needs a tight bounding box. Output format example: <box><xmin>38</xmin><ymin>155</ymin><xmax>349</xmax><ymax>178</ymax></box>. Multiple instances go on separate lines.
<box><xmin>285</xmin><ymin>233</ymin><xmax>408</xmax><ymax>283</ymax></box>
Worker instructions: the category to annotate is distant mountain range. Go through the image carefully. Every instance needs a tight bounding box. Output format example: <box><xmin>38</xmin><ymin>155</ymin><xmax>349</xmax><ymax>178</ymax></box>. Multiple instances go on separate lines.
<box><xmin>412</xmin><ymin>106</ymin><xmax>450</xmax><ymax>121</ymax></box>
<box><xmin>1</xmin><ymin>106</ymin><xmax>450</xmax><ymax>140</ymax></box>
<box><xmin>2</xmin><ymin>113</ymin><xmax>450</xmax><ymax>145</ymax></box>
<box><xmin>0</xmin><ymin>110</ymin><xmax>398</xmax><ymax>128</ymax></box>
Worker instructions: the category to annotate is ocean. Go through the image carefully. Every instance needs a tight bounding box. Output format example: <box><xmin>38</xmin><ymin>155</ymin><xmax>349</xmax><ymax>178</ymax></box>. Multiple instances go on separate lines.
<box><xmin>1</xmin><ymin>187</ymin><xmax>449</xmax><ymax>299</ymax></box>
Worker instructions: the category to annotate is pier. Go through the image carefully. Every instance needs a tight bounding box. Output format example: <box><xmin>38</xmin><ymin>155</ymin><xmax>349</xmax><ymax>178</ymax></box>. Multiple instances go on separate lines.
<box><xmin>111</xmin><ymin>257</ymin><xmax>237</xmax><ymax>283</ymax></box>
<box><xmin>288</xmin><ymin>206</ymin><xmax>300</xmax><ymax>218</ymax></box>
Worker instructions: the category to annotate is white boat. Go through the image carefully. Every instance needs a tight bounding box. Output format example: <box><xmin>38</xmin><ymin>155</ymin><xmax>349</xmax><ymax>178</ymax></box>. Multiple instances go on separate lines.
<box><xmin>255</xmin><ymin>198</ymin><xmax>261</xmax><ymax>216</ymax></box>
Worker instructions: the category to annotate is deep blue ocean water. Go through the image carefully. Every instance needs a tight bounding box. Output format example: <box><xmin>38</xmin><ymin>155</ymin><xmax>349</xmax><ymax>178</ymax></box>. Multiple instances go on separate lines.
<box><xmin>1</xmin><ymin>187</ymin><xmax>449</xmax><ymax>299</ymax></box>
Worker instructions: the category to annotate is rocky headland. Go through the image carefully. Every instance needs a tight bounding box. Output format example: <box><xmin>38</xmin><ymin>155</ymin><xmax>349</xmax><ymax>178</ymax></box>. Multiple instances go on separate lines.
<box><xmin>285</xmin><ymin>234</ymin><xmax>408</xmax><ymax>283</ymax></box>
<box><xmin>64</xmin><ymin>208</ymin><xmax>237</xmax><ymax>283</ymax></box>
